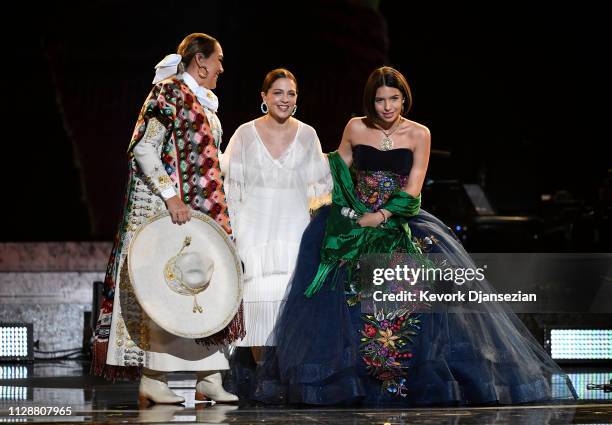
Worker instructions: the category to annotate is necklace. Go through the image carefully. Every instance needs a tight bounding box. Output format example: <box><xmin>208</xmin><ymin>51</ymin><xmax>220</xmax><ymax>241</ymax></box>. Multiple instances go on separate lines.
<box><xmin>376</xmin><ymin>118</ymin><xmax>403</xmax><ymax>151</ymax></box>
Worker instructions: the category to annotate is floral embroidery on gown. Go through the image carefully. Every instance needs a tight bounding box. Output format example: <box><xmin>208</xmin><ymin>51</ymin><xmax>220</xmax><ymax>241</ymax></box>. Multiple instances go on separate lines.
<box><xmin>237</xmin><ymin>144</ymin><xmax>577</xmax><ymax>406</ymax></box>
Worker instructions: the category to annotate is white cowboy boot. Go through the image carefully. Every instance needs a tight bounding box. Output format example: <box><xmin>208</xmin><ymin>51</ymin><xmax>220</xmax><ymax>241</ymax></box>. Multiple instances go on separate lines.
<box><xmin>139</xmin><ymin>370</ymin><xmax>185</xmax><ymax>405</ymax></box>
<box><xmin>195</xmin><ymin>371</ymin><xmax>238</xmax><ymax>403</ymax></box>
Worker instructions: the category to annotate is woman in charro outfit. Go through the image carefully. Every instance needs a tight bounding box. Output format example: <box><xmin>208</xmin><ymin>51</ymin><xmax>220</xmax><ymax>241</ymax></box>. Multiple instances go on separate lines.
<box><xmin>222</xmin><ymin>69</ymin><xmax>331</xmax><ymax>362</ymax></box>
<box><xmin>253</xmin><ymin>66</ymin><xmax>577</xmax><ymax>406</ymax></box>
<box><xmin>92</xmin><ymin>33</ymin><xmax>242</xmax><ymax>404</ymax></box>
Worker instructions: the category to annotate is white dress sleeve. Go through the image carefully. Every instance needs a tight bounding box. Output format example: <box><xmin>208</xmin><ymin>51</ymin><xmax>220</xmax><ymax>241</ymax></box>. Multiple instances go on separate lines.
<box><xmin>132</xmin><ymin>117</ymin><xmax>176</xmax><ymax>200</ymax></box>
<box><xmin>222</xmin><ymin>126</ymin><xmax>248</xmax><ymax>239</ymax></box>
<box><xmin>302</xmin><ymin>127</ymin><xmax>332</xmax><ymax>210</ymax></box>
<box><xmin>223</xmin><ymin>127</ymin><xmax>245</xmax><ymax>204</ymax></box>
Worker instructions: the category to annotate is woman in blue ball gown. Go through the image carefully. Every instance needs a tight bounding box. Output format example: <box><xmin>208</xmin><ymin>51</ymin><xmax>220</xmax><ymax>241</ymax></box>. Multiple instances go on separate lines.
<box><xmin>246</xmin><ymin>66</ymin><xmax>577</xmax><ymax>406</ymax></box>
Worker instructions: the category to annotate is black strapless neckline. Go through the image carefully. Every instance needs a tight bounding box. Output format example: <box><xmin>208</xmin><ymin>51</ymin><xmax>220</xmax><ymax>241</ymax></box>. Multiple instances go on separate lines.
<box><xmin>352</xmin><ymin>144</ymin><xmax>413</xmax><ymax>175</ymax></box>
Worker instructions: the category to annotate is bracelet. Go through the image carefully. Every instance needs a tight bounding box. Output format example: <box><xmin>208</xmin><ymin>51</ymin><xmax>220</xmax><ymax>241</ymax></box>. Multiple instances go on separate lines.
<box><xmin>379</xmin><ymin>210</ymin><xmax>387</xmax><ymax>224</ymax></box>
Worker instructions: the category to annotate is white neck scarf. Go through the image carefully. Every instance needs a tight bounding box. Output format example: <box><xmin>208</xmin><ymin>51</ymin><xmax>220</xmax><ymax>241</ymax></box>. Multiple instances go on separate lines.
<box><xmin>182</xmin><ymin>72</ymin><xmax>219</xmax><ymax>113</ymax></box>
<box><xmin>152</xmin><ymin>54</ymin><xmax>219</xmax><ymax>113</ymax></box>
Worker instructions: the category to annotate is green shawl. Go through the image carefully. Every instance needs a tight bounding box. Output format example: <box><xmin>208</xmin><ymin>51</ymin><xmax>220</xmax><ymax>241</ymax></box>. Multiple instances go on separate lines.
<box><xmin>304</xmin><ymin>151</ymin><xmax>422</xmax><ymax>297</ymax></box>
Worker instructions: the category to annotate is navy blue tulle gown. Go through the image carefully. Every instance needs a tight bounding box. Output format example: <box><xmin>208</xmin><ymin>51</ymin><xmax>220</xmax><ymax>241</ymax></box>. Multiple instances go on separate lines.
<box><xmin>233</xmin><ymin>144</ymin><xmax>577</xmax><ymax>406</ymax></box>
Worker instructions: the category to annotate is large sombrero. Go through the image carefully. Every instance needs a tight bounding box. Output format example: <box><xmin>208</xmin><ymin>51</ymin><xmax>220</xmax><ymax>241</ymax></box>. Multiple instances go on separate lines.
<box><xmin>128</xmin><ymin>211</ymin><xmax>242</xmax><ymax>339</ymax></box>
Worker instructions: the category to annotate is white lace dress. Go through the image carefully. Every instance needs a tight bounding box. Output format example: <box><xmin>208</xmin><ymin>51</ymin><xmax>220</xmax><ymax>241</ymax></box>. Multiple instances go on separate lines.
<box><xmin>222</xmin><ymin>120</ymin><xmax>331</xmax><ymax>346</ymax></box>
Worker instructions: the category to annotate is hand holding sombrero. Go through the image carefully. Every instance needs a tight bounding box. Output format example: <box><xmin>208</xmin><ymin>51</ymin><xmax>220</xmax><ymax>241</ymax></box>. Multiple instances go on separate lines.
<box><xmin>128</xmin><ymin>210</ymin><xmax>243</xmax><ymax>339</ymax></box>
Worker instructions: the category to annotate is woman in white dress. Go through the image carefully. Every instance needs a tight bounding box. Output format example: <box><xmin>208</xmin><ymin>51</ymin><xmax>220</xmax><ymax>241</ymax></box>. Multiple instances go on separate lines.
<box><xmin>223</xmin><ymin>69</ymin><xmax>331</xmax><ymax>361</ymax></box>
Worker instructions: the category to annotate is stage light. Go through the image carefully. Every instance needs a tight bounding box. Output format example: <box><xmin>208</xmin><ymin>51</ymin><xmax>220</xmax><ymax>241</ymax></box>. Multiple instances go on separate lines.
<box><xmin>0</xmin><ymin>324</ymin><xmax>33</xmax><ymax>362</ymax></box>
<box><xmin>0</xmin><ymin>385</ymin><xmax>28</xmax><ymax>401</ymax></box>
<box><xmin>563</xmin><ymin>373</ymin><xmax>612</xmax><ymax>400</ymax></box>
<box><xmin>546</xmin><ymin>328</ymin><xmax>612</xmax><ymax>363</ymax></box>
<box><xmin>0</xmin><ymin>365</ymin><xmax>29</xmax><ymax>380</ymax></box>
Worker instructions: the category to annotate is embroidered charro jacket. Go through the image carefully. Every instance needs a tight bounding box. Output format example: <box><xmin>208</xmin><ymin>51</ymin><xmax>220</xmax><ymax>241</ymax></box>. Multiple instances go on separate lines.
<box><xmin>92</xmin><ymin>74</ymin><xmax>242</xmax><ymax>379</ymax></box>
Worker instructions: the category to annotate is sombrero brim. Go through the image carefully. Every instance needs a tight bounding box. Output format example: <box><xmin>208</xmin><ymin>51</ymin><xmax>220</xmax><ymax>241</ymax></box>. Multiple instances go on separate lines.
<box><xmin>128</xmin><ymin>211</ymin><xmax>242</xmax><ymax>339</ymax></box>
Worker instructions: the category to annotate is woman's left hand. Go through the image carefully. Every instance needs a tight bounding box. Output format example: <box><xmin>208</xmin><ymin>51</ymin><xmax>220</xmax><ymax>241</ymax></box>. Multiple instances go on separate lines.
<box><xmin>356</xmin><ymin>212</ymin><xmax>384</xmax><ymax>228</ymax></box>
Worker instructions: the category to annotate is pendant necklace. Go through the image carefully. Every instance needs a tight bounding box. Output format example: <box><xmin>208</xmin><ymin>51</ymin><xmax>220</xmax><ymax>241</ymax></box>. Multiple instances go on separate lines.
<box><xmin>377</xmin><ymin>118</ymin><xmax>403</xmax><ymax>151</ymax></box>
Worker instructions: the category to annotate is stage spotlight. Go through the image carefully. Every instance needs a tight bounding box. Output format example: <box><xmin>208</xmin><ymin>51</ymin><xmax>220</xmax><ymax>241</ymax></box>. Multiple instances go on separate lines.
<box><xmin>0</xmin><ymin>323</ymin><xmax>34</xmax><ymax>362</ymax></box>
<box><xmin>0</xmin><ymin>385</ymin><xmax>28</xmax><ymax>401</ymax></box>
<box><xmin>552</xmin><ymin>372</ymin><xmax>612</xmax><ymax>399</ymax></box>
<box><xmin>0</xmin><ymin>365</ymin><xmax>30</xmax><ymax>380</ymax></box>
<box><xmin>545</xmin><ymin>328</ymin><xmax>612</xmax><ymax>363</ymax></box>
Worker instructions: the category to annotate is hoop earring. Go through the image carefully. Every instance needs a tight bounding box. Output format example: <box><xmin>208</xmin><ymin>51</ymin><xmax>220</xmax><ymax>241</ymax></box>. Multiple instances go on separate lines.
<box><xmin>260</xmin><ymin>102</ymin><xmax>268</xmax><ymax>114</ymax></box>
<box><xmin>198</xmin><ymin>66</ymin><xmax>209</xmax><ymax>79</ymax></box>
<box><xmin>291</xmin><ymin>105</ymin><xmax>297</xmax><ymax>116</ymax></box>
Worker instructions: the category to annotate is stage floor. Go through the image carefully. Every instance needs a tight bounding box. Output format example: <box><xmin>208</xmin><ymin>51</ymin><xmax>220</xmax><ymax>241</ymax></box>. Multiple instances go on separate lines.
<box><xmin>0</xmin><ymin>361</ymin><xmax>611</xmax><ymax>424</ymax></box>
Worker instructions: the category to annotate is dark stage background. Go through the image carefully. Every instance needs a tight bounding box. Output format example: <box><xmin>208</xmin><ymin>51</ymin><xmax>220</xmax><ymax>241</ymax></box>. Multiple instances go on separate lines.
<box><xmin>5</xmin><ymin>1</ymin><xmax>610</xmax><ymax>247</ymax></box>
